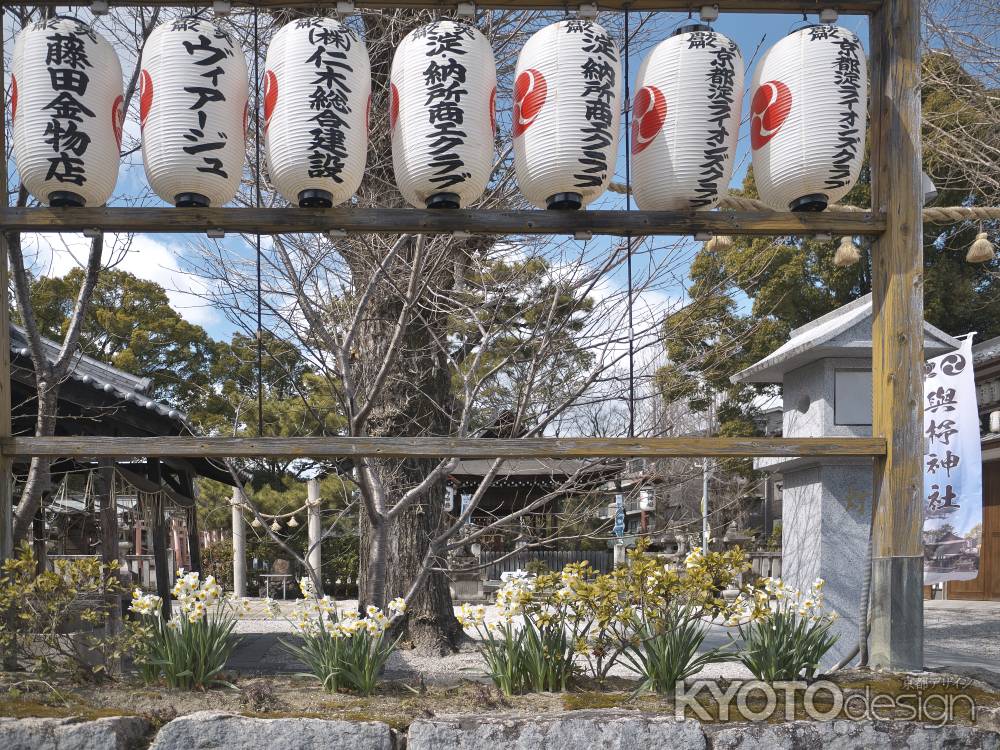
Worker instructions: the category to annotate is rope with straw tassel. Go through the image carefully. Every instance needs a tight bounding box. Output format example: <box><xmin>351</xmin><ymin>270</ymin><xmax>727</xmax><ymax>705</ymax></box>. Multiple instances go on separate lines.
<box><xmin>606</xmin><ymin>183</ymin><xmax>999</xmax><ymax>264</ymax></box>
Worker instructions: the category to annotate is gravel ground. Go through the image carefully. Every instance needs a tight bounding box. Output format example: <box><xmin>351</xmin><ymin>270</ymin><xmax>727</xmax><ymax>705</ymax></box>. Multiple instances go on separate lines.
<box><xmin>925</xmin><ymin>601</ymin><xmax>1000</xmax><ymax>665</ymax></box>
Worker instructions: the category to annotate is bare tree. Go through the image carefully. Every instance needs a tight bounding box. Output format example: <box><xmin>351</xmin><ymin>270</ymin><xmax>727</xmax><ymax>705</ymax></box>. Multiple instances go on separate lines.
<box><xmin>4</xmin><ymin>7</ymin><xmax>162</xmax><ymax>543</ymax></box>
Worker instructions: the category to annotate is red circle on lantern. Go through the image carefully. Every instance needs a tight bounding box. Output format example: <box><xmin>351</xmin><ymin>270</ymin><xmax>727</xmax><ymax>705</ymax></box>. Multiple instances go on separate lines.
<box><xmin>390</xmin><ymin>83</ymin><xmax>400</xmax><ymax>131</ymax></box>
<box><xmin>139</xmin><ymin>69</ymin><xmax>153</xmax><ymax>131</ymax></box>
<box><xmin>631</xmin><ymin>85</ymin><xmax>666</xmax><ymax>155</ymax></box>
<box><xmin>112</xmin><ymin>95</ymin><xmax>125</xmax><ymax>150</ymax></box>
<box><xmin>263</xmin><ymin>70</ymin><xmax>278</xmax><ymax>134</ymax></box>
<box><xmin>750</xmin><ymin>80</ymin><xmax>792</xmax><ymax>151</ymax></box>
<box><xmin>512</xmin><ymin>68</ymin><xmax>546</xmax><ymax>138</ymax></box>
<box><xmin>489</xmin><ymin>87</ymin><xmax>497</xmax><ymax>137</ymax></box>
<box><xmin>10</xmin><ymin>76</ymin><xmax>17</xmax><ymax>122</ymax></box>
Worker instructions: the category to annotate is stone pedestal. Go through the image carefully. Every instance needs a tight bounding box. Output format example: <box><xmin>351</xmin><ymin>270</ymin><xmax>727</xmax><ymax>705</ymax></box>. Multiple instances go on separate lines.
<box><xmin>780</xmin><ymin>458</ymin><xmax>872</xmax><ymax>669</ymax></box>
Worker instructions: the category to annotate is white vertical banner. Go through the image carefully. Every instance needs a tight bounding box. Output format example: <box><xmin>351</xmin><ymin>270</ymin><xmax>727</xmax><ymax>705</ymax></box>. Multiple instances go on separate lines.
<box><xmin>923</xmin><ymin>336</ymin><xmax>982</xmax><ymax>584</ymax></box>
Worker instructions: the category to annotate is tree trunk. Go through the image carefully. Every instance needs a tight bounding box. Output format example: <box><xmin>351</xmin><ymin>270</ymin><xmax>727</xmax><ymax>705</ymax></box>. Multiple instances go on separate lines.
<box><xmin>359</xmin><ymin>462</ymin><xmax>461</xmax><ymax>653</ymax></box>
<box><xmin>13</xmin><ymin>380</ymin><xmax>57</xmax><ymax>544</ymax></box>
<box><xmin>351</xmin><ymin>12</ymin><xmax>461</xmax><ymax>653</ymax></box>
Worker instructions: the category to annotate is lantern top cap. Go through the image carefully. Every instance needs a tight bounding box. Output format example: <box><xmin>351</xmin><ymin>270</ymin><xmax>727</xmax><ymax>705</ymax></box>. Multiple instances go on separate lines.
<box><xmin>673</xmin><ymin>22</ymin><xmax>712</xmax><ymax>36</ymax></box>
<box><xmin>731</xmin><ymin>294</ymin><xmax>961</xmax><ymax>384</ymax></box>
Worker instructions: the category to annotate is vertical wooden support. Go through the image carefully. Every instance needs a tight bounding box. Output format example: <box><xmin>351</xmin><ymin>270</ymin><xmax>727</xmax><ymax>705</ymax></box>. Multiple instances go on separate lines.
<box><xmin>869</xmin><ymin>0</ymin><xmax>924</xmax><ymax>670</ymax></box>
<box><xmin>231</xmin><ymin>486</ymin><xmax>247</xmax><ymax>598</ymax></box>
<box><xmin>147</xmin><ymin>458</ymin><xmax>171</xmax><ymax>619</ymax></box>
<box><xmin>98</xmin><ymin>460</ymin><xmax>122</xmax><ymax>637</ymax></box>
<box><xmin>185</xmin><ymin>472</ymin><xmax>202</xmax><ymax>574</ymax></box>
<box><xmin>306</xmin><ymin>478</ymin><xmax>322</xmax><ymax>594</ymax></box>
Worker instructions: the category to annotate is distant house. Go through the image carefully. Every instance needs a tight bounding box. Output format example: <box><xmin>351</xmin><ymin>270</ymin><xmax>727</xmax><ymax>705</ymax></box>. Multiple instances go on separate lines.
<box><xmin>447</xmin><ymin>458</ymin><xmax>619</xmax><ymax>553</ymax></box>
<box><xmin>9</xmin><ymin>324</ymin><xmax>236</xmax><ymax>597</ymax></box>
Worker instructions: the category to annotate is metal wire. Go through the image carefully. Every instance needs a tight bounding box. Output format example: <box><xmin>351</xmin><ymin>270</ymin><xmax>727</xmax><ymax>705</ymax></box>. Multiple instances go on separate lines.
<box><xmin>623</xmin><ymin>7</ymin><xmax>635</xmax><ymax>440</ymax></box>
<box><xmin>254</xmin><ymin>7</ymin><xmax>264</xmax><ymax>438</ymax></box>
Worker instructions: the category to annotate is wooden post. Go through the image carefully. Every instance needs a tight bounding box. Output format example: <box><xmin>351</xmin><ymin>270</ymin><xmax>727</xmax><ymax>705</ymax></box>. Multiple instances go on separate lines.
<box><xmin>231</xmin><ymin>486</ymin><xmax>247</xmax><ymax>598</ymax></box>
<box><xmin>869</xmin><ymin>0</ymin><xmax>925</xmax><ymax>671</ymax></box>
<box><xmin>306</xmin><ymin>478</ymin><xmax>322</xmax><ymax>594</ymax></box>
<box><xmin>147</xmin><ymin>458</ymin><xmax>171</xmax><ymax>619</ymax></box>
<box><xmin>98</xmin><ymin>460</ymin><xmax>122</xmax><ymax>637</ymax></box>
<box><xmin>180</xmin><ymin>470</ymin><xmax>201</xmax><ymax>573</ymax></box>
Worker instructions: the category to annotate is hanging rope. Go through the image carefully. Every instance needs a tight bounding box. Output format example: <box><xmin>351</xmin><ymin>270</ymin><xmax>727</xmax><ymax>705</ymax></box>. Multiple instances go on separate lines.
<box><xmin>609</xmin><ymin>180</ymin><xmax>1000</xmax><ymax>222</ymax></box>
<box><xmin>622</xmin><ymin>7</ymin><xmax>635</xmax><ymax>440</ymax></box>
<box><xmin>609</xmin><ymin>182</ymin><xmax>1000</xmax><ymax>263</ymax></box>
<box><xmin>254</xmin><ymin>7</ymin><xmax>265</xmax><ymax>438</ymax></box>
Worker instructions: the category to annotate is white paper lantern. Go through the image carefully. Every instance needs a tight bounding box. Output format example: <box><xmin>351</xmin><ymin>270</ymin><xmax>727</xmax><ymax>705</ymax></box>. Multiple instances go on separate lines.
<box><xmin>11</xmin><ymin>17</ymin><xmax>124</xmax><ymax>207</ymax></box>
<box><xmin>140</xmin><ymin>17</ymin><xmax>248</xmax><ymax>207</ymax></box>
<box><xmin>513</xmin><ymin>20</ymin><xmax>622</xmax><ymax>210</ymax></box>
<box><xmin>390</xmin><ymin>20</ymin><xmax>496</xmax><ymax>209</ymax></box>
<box><xmin>631</xmin><ymin>25</ymin><xmax>743</xmax><ymax>211</ymax></box>
<box><xmin>750</xmin><ymin>24</ymin><xmax>868</xmax><ymax>212</ymax></box>
<box><xmin>264</xmin><ymin>18</ymin><xmax>370</xmax><ymax>208</ymax></box>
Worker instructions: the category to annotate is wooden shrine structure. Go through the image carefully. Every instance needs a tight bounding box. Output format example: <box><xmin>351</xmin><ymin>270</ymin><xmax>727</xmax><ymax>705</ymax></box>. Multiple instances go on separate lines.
<box><xmin>0</xmin><ymin>0</ymin><xmax>925</xmax><ymax>669</ymax></box>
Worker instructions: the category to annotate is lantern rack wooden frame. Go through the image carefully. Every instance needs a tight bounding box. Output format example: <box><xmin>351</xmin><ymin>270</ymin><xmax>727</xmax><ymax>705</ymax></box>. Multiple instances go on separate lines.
<box><xmin>1</xmin><ymin>0</ymin><xmax>924</xmax><ymax>670</ymax></box>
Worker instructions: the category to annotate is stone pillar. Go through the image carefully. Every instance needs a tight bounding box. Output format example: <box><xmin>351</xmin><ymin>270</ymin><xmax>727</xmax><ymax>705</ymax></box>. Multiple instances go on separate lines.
<box><xmin>307</xmin><ymin>479</ymin><xmax>322</xmax><ymax>594</ymax></box>
<box><xmin>781</xmin><ymin>460</ymin><xmax>872</xmax><ymax>668</ymax></box>
<box><xmin>231</xmin><ymin>487</ymin><xmax>246</xmax><ymax>598</ymax></box>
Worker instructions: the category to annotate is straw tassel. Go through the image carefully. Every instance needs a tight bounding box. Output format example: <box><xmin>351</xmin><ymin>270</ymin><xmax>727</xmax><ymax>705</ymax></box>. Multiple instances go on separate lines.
<box><xmin>704</xmin><ymin>235</ymin><xmax>733</xmax><ymax>252</ymax></box>
<box><xmin>833</xmin><ymin>236</ymin><xmax>861</xmax><ymax>267</ymax></box>
<box><xmin>967</xmin><ymin>231</ymin><xmax>995</xmax><ymax>264</ymax></box>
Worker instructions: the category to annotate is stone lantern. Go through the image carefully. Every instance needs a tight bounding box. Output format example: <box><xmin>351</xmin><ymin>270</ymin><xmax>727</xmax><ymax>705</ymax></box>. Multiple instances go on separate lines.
<box><xmin>732</xmin><ymin>294</ymin><xmax>959</xmax><ymax>667</ymax></box>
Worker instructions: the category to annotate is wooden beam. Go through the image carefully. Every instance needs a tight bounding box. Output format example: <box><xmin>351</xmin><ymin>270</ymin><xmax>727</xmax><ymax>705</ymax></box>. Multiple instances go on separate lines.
<box><xmin>0</xmin><ymin>207</ymin><xmax>887</xmax><ymax>238</ymax></box>
<box><xmin>2</xmin><ymin>435</ymin><xmax>886</xmax><ymax>459</ymax></box>
<box><xmin>0</xmin><ymin>1</ymin><xmax>883</xmax><ymax>13</ymax></box>
<box><xmin>869</xmin><ymin>0</ymin><xmax>924</xmax><ymax>671</ymax></box>
<box><xmin>97</xmin><ymin>459</ymin><xmax>122</xmax><ymax>638</ymax></box>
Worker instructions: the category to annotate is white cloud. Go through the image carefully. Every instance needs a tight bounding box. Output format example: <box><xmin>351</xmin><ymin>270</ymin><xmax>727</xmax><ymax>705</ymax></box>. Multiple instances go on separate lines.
<box><xmin>20</xmin><ymin>232</ymin><xmax>222</xmax><ymax>330</ymax></box>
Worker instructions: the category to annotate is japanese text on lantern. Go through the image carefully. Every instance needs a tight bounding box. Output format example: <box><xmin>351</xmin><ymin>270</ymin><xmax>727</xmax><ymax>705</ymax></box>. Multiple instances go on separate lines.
<box><xmin>570</xmin><ymin>20</ymin><xmax>617</xmax><ymax>190</ymax></box>
<box><xmin>299</xmin><ymin>18</ymin><xmax>355</xmax><ymax>182</ymax></box>
<box><xmin>692</xmin><ymin>31</ymin><xmax>738</xmax><ymax>208</ymax></box>
<box><xmin>176</xmin><ymin>18</ymin><xmax>234</xmax><ymax>179</ymax></box>
<box><xmin>42</xmin><ymin>20</ymin><xmax>97</xmax><ymax>186</ymax></box>
<box><xmin>419</xmin><ymin>22</ymin><xmax>473</xmax><ymax>191</ymax></box>
<box><xmin>813</xmin><ymin>25</ymin><xmax>863</xmax><ymax>191</ymax></box>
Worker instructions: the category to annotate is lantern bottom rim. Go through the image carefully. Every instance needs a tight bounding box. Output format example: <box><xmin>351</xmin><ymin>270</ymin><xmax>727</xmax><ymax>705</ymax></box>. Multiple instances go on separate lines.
<box><xmin>546</xmin><ymin>193</ymin><xmax>583</xmax><ymax>211</ymax></box>
<box><xmin>299</xmin><ymin>190</ymin><xmax>333</xmax><ymax>209</ymax></box>
<box><xmin>175</xmin><ymin>193</ymin><xmax>211</xmax><ymax>208</ymax></box>
<box><xmin>426</xmin><ymin>193</ymin><xmax>461</xmax><ymax>209</ymax></box>
<box><xmin>49</xmin><ymin>191</ymin><xmax>85</xmax><ymax>208</ymax></box>
<box><xmin>789</xmin><ymin>194</ymin><xmax>829</xmax><ymax>213</ymax></box>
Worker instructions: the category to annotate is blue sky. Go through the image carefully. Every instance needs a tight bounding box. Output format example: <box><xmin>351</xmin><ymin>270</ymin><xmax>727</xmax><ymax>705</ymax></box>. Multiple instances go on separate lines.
<box><xmin>6</xmin><ymin>8</ymin><xmax>872</xmax><ymax>345</ymax></box>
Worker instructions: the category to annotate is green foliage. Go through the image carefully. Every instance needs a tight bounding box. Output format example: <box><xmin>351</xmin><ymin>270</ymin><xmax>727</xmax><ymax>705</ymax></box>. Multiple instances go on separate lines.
<box><xmin>201</xmin><ymin>540</ymin><xmax>234</xmax><ymax>591</ymax></box>
<box><xmin>458</xmin><ymin>542</ymin><xmax>751</xmax><ymax>694</ymax></box>
<box><xmin>765</xmin><ymin>521</ymin><xmax>782</xmax><ymax>552</ymax></box>
<box><xmin>0</xmin><ymin>544</ymin><xmax>140</xmax><ymax>681</ymax></box>
<box><xmin>129</xmin><ymin>572</ymin><xmax>243</xmax><ymax>690</ymax></box>
<box><xmin>730</xmin><ymin>579</ymin><xmax>838</xmax><ymax>682</ymax></box>
<box><xmin>620</xmin><ymin>602</ymin><xmax>731</xmax><ymax>695</ymax></box>
<box><xmin>275</xmin><ymin>584</ymin><xmax>405</xmax><ymax>696</ymax></box>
